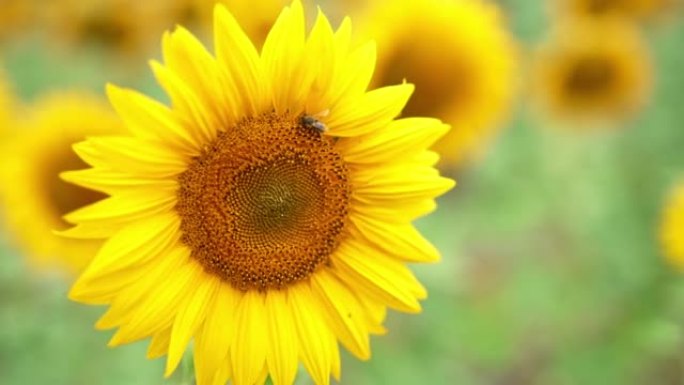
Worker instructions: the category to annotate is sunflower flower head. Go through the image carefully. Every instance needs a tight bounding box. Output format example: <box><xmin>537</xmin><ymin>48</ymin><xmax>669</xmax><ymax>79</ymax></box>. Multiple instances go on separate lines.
<box><xmin>358</xmin><ymin>0</ymin><xmax>518</xmax><ymax>168</ymax></box>
<box><xmin>530</xmin><ymin>17</ymin><xmax>652</xmax><ymax>128</ymax></box>
<box><xmin>0</xmin><ymin>92</ymin><xmax>122</xmax><ymax>274</ymax></box>
<box><xmin>62</xmin><ymin>2</ymin><xmax>454</xmax><ymax>385</ymax></box>
<box><xmin>553</xmin><ymin>0</ymin><xmax>681</xmax><ymax>22</ymax></box>
<box><xmin>661</xmin><ymin>182</ymin><xmax>684</xmax><ymax>271</ymax></box>
<box><xmin>41</xmin><ymin>0</ymin><xmax>191</xmax><ymax>55</ymax></box>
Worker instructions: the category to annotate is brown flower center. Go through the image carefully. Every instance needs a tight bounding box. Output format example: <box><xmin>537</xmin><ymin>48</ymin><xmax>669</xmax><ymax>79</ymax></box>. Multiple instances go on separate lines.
<box><xmin>564</xmin><ymin>56</ymin><xmax>616</xmax><ymax>98</ymax></box>
<box><xmin>585</xmin><ymin>0</ymin><xmax>620</xmax><ymax>13</ymax></box>
<box><xmin>176</xmin><ymin>113</ymin><xmax>350</xmax><ymax>291</ymax></box>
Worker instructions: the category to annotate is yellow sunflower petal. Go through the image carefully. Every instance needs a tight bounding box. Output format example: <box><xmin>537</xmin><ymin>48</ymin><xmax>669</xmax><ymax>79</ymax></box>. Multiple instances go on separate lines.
<box><xmin>63</xmin><ymin>190</ymin><xmax>175</xmax><ymax>226</ymax></box>
<box><xmin>147</xmin><ymin>328</ymin><xmax>172</xmax><ymax>360</ymax></box>
<box><xmin>165</xmin><ymin>271</ymin><xmax>220</xmax><ymax>377</ymax></box>
<box><xmin>56</xmin><ymin>223</ymin><xmax>121</xmax><ymax>240</ymax></box>
<box><xmin>86</xmin><ymin>245</ymin><xmax>189</xmax><ymax>322</ymax></box>
<box><xmin>352</xmin><ymin>196</ymin><xmax>438</xmax><ymax>222</ymax></box>
<box><xmin>265</xmin><ymin>290</ymin><xmax>299</xmax><ymax>385</ymax></box>
<box><xmin>311</xmin><ymin>270</ymin><xmax>371</xmax><ymax>360</ymax></box>
<box><xmin>334</xmin><ymin>239</ymin><xmax>427</xmax><ymax>313</ymax></box>
<box><xmin>150</xmin><ymin>59</ymin><xmax>219</xmax><ymax>144</ymax></box>
<box><xmin>339</xmin><ymin>117</ymin><xmax>449</xmax><ymax>164</ymax></box>
<box><xmin>80</xmin><ymin>213</ymin><xmax>178</xmax><ymax>278</ymax></box>
<box><xmin>333</xmin><ymin>16</ymin><xmax>352</xmax><ymax>53</ymax></box>
<box><xmin>290</xmin><ymin>283</ymin><xmax>338</xmax><ymax>385</ymax></box>
<box><xmin>214</xmin><ymin>4</ymin><xmax>267</xmax><ymax>115</ymax></box>
<box><xmin>413</xmin><ymin>150</ymin><xmax>441</xmax><ymax>167</ymax></box>
<box><xmin>352</xmin><ymin>162</ymin><xmax>454</xmax><ymax>201</ymax></box>
<box><xmin>162</xmin><ymin>26</ymin><xmax>237</xmax><ymax>141</ymax></box>
<box><xmin>350</xmin><ymin>213</ymin><xmax>441</xmax><ymax>263</ymax></box>
<box><xmin>76</xmin><ymin>136</ymin><xmax>188</xmax><ymax>178</ymax></box>
<box><xmin>261</xmin><ymin>0</ymin><xmax>308</xmax><ymax>113</ymax></box>
<box><xmin>106</xmin><ymin>84</ymin><xmax>200</xmax><ymax>153</ymax></box>
<box><xmin>195</xmin><ymin>344</ymin><xmax>232</xmax><ymax>385</ymax></box>
<box><xmin>210</xmin><ymin>360</ymin><xmax>233</xmax><ymax>385</ymax></box>
<box><xmin>110</xmin><ymin>259</ymin><xmax>204</xmax><ymax>349</ymax></box>
<box><xmin>231</xmin><ymin>291</ymin><xmax>268</xmax><ymax>385</ymax></box>
<box><xmin>326</xmin><ymin>41</ymin><xmax>377</xmax><ymax>109</ymax></box>
<box><xmin>303</xmin><ymin>9</ymin><xmax>336</xmax><ymax>114</ymax></box>
<box><xmin>162</xmin><ymin>26</ymin><xmax>232</xmax><ymax>140</ymax></box>
<box><xmin>327</xmin><ymin>83</ymin><xmax>414</xmax><ymax>137</ymax></box>
<box><xmin>355</xmin><ymin>294</ymin><xmax>388</xmax><ymax>336</ymax></box>
<box><xmin>61</xmin><ymin>168</ymin><xmax>178</xmax><ymax>195</ymax></box>
<box><xmin>196</xmin><ymin>284</ymin><xmax>241</xmax><ymax>385</ymax></box>
<box><xmin>108</xmin><ymin>271</ymin><xmax>189</xmax><ymax>346</ymax></box>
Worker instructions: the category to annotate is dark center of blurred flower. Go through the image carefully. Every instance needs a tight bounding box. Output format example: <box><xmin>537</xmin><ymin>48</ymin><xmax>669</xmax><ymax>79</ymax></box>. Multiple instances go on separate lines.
<box><xmin>176</xmin><ymin>113</ymin><xmax>349</xmax><ymax>291</ymax></box>
<box><xmin>377</xmin><ymin>37</ymin><xmax>473</xmax><ymax>118</ymax></box>
<box><xmin>564</xmin><ymin>56</ymin><xmax>616</xmax><ymax>98</ymax></box>
<box><xmin>584</xmin><ymin>0</ymin><xmax>621</xmax><ymax>13</ymax></box>
<box><xmin>46</xmin><ymin>148</ymin><xmax>107</xmax><ymax>228</ymax></box>
<box><xmin>80</xmin><ymin>14</ymin><xmax>128</xmax><ymax>48</ymax></box>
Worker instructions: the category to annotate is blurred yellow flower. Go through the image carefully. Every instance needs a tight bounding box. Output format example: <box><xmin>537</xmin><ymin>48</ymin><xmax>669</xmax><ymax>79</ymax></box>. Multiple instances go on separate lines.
<box><xmin>0</xmin><ymin>92</ymin><xmax>122</xmax><ymax>274</ymax></box>
<box><xmin>0</xmin><ymin>66</ymin><xmax>16</xmax><ymax>130</ymax></box>
<box><xmin>554</xmin><ymin>0</ymin><xmax>680</xmax><ymax>21</ymax></box>
<box><xmin>63</xmin><ymin>2</ymin><xmax>453</xmax><ymax>385</ymax></box>
<box><xmin>0</xmin><ymin>0</ymin><xmax>33</xmax><ymax>40</ymax></box>
<box><xmin>358</xmin><ymin>0</ymin><xmax>517</xmax><ymax>168</ymax></box>
<box><xmin>661</xmin><ymin>182</ymin><xmax>684</xmax><ymax>270</ymax></box>
<box><xmin>41</xmin><ymin>0</ymin><xmax>191</xmax><ymax>55</ymax></box>
<box><xmin>530</xmin><ymin>18</ymin><xmax>652</xmax><ymax>127</ymax></box>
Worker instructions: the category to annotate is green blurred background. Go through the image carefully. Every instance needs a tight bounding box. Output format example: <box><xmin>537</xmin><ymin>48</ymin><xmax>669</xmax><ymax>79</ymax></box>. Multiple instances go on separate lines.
<box><xmin>1</xmin><ymin>1</ymin><xmax>684</xmax><ymax>384</ymax></box>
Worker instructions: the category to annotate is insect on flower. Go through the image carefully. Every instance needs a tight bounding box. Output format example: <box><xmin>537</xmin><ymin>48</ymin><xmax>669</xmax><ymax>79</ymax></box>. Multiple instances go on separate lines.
<box><xmin>300</xmin><ymin>114</ymin><xmax>328</xmax><ymax>133</ymax></box>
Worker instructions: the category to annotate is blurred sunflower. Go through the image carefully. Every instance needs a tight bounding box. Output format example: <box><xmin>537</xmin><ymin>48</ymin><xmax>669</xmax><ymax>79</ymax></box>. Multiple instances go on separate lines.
<box><xmin>40</xmin><ymin>0</ymin><xmax>191</xmax><ymax>55</ymax></box>
<box><xmin>553</xmin><ymin>0</ymin><xmax>680</xmax><ymax>21</ymax></box>
<box><xmin>358</xmin><ymin>0</ymin><xmax>517</xmax><ymax>168</ymax></box>
<box><xmin>0</xmin><ymin>0</ymin><xmax>33</xmax><ymax>40</ymax></box>
<box><xmin>0</xmin><ymin>65</ymin><xmax>16</xmax><ymax>127</ymax></box>
<box><xmin>63</xmin><ymin>2</ymin><xmax>453</xmax><ymax>385</ymax></box>
<box><xmin>661</xmin><ymin>182</ymin><xmax>684</xmax><ymax>270</ymax></box>
<box><xmin>0</xmin><ymin>93</ymin><xmax>122</xmax><ymax>274</ymax></box>
<box><xmin>189</xmin><ymin>0</ymin><xmax>288</xmax><ymax>47</ymax></box>
<box><xmin>530</xmin><ymin>18</ymin><xmax>652</xmax><ymax>127</ymax></box>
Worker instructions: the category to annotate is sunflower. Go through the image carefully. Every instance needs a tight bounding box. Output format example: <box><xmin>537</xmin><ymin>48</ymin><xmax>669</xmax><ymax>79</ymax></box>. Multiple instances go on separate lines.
<box><xmin>0</xmin><ymin>92</ymin><xmax>122</xmax><ymax>274</ymax></box>
<box><xmin>0</xmin><ymin>0</ymin><xmax>33</xmax><ymax>40</ymax></box>
<box><xmin>0</xmin><ymin>65</ymin><xmax>16</xmax><ymax>128</ymax></box>
<box><xmin>357</xmin><ymin>0</ymin><xmax>517</xmax><ymax>168</ymax></box>
<box><xmin>40</xmin><ymin>0</ymin><xmax>190</xmax><ymax>55</ymax></box>
<box><xmin>63</xmin><ymin>2</ymin><xmax>454</xmax><ymax>385</ymax></box>
<box><xmin>553</xmin><ymin>0</ymin><xmax>680</xmax><ymax>21</ymax></box>
<box><xmin>661</xmin><ymin>182</ymin><xmax>684</xmax><ymax>270</ymax></box>
<box><xmin>189</xmin><ymin>0</ymin><xmax>288</xmax><ymax>48</ymax></box>
<box><xmin>530</xmin><ymin>18</ymin><xmax>652</xmax><ymax>127</ymax></box>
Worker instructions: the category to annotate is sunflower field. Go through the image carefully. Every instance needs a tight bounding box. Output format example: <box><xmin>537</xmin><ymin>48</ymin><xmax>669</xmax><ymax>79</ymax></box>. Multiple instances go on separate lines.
<box><xmin>0</xmin><ymin>1</ymin><xmax>683</xmax><ymax>384</ymax></box>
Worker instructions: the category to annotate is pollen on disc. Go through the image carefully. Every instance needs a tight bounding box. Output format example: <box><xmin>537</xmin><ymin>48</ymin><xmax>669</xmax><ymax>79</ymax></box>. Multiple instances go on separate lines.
<box><xmin>176</xmin><ymin>113</ymin><xmax>350</xmax><ymax>291</ymax></box>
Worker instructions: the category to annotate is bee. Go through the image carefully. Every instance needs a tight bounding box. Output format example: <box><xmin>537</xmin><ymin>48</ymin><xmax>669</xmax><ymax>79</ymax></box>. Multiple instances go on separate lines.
<box><xmin>300</xmin><ymin>113</ymin><xmax>328</xmax><ymax>133</ymax></box>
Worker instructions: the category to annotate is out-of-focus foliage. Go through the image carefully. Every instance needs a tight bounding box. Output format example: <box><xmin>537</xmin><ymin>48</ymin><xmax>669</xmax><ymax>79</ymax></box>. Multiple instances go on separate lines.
<box><xmin>0</xmin><ymin>0</ymin><xmax>683</xmax><ymax>384</ymax></box>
